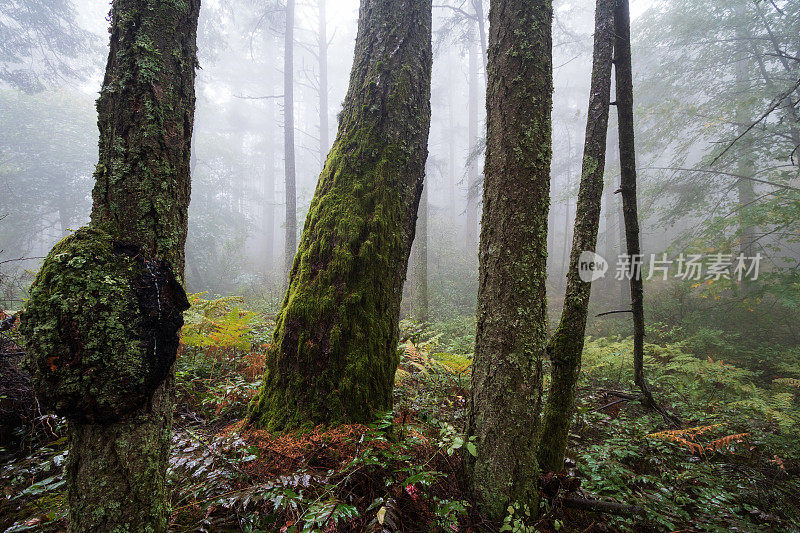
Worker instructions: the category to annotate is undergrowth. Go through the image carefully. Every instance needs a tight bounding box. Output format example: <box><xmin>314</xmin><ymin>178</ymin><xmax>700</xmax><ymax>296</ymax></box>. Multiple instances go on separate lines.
<box><xmin>1</xmin><ymin>295</ymin><xmax>799</xmax><ymax>531</ymax></box>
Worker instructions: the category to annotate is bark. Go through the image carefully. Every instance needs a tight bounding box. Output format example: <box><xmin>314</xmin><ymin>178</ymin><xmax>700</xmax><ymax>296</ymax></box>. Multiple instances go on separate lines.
<box><xmin>538</xmin><ymin>0</ymin><xmax>614</xmax><ymax>474</ymax></box>
<box><xmin>465</xmin><ymin>35</ymin><xmax>480</xmax><ymax>251</ymax></box>
<box><xmin>248</xmin><ymin>0</ymin><xmax>432</xmax><ymax>431</ymax></box>
<box><xmin>412</xmin><ymin>181</ymin><xmax>429</xmax><ymax>322</ymax></box>
<box><xmin>614</xmin><ymin>0</ymin><xmax>677</xmax><ymax>425</ymax></box>
<box><xmin>466</xmin><ymin>0</ymin><xmax>552</xmax><ymax>522</ymax></box>
<box><xmin>284</xmin><ymin>0</ymin><xmax>297</xmax><ymax>279</ymax></box>
<box><xmin>73</xmin><ymin>0</ymin><xmax>198</xmax><ymax>530</ymax></box>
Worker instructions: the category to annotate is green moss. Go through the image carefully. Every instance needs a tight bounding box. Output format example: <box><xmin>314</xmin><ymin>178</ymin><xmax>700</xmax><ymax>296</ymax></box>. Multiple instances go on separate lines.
<box><xmin>20</xmin><ymin>226</ymin><xmax>175</xmax><ymax>422</ymax></box>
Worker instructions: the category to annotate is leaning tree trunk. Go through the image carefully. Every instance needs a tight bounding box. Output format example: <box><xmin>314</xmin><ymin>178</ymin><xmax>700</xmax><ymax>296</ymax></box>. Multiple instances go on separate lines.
<box><xmin>614</xmin><ymin>0</ymin><xmax>678</xmax><ymax>426</ymax></box>
<box><xmin>284</xmin><ymin>0</ymin><xmax>297</xmax><ymax>279</ymax></box>
<box><xmin>21</xmin><ymin>0</ymin><xmax>199</xmax><ymax>530</ymax></box>
<box><xmin>248</xmin><ymin>0</ymin><xmax>432</xmax><ymax>431</ymax></box>
<box><xmin>538</xmin><ymin>0</ymin><xmax>614</xmax><ymax>475</ymax></box>
<box><xmin>466</xmin><ymin>0</ymin><xmax>552</xmax><ymax>523</ymax></box>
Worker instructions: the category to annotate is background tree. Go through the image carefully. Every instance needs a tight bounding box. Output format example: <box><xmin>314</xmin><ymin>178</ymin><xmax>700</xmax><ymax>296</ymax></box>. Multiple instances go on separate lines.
<box><xmin>248</xmin><ymin>0</ymin><xmax>433</xmax><ymax>431</ymax></box>
<box><xmin>466</xmin><ymin>0</ymin><xmax>552</xmax><ymax>522</ymax></box>
<box><xmin>283</xmin><ymin>0</ymin><xmax>297</xmax><ymax>279</ymax></box>
<box><xmin>19</xmin><ymin>0</ymin><xmax>200</xmax><ymax>529</ymax></box>
<box><xmin>538</xmin><ymin>0</ymin><xmax>615</xmax><ymax>474</ymax></box>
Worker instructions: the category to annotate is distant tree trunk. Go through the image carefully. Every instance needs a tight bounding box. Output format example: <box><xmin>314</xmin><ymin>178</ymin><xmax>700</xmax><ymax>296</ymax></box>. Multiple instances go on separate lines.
<box><xmin>248</xmin><ymin>0</ymin><xmax>432</xmax><ymax>431</ymax></box>
<box><xmin>284</xmin><ymin>0</ymin><xmax>297</xmax><ymax>280</ymax></box>
<box><xmin>466</xmin><ymin>0</ymin><xmax>552</xmax><ymax>522</ymax></box>
<box><xmin>614</xmin><ymin>0</ymin><xmax>677</xmax><ymax>425</ymax></box>
<box><xmin>413</xmin><ymin>181</ymin><xmax>429</xmax><ymax>322</ymax></box>
<box><xmin>264</xmin><ymin>95</ymin><xmax>276</xmax><ymax>271</ymax></box>
<box><xmin>447</xmin><ymin>83</ymin><xmax>457</xmax><ymax>226</ymax></box>
<box><xmin>538</xmin><ymin>0</ymin><xmax>614</xmax><ymax>474</ymax></box>
<box><xmin>465</xmin><ymin>34</ymin><xmax>480</xmax><ymax>251</ymax></box>
<box><xmin>734</xmin><ymin>15</ymin><xmax>757</xmax><ymax>294</ymax></box>
<box><xmin>318</xmin><ymin>0</ymin><xmax>329</xmax><ymax>159</ymax></box>
<box><xmin>471</xmin><ymin>0</ymin><xmax>487</xmax><ymax>81</ymax></box>
<box><xmin>62</xmin><ymin>0</ymin><xmax>198</xmax><ymax>529</ymax></box>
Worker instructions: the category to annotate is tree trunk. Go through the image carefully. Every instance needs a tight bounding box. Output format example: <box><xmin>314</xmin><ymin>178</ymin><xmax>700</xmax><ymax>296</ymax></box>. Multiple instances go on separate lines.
<box><xmin>614</xmin><ymin>0</ymin><xmax>676</xmax><ymax>425</ymax></box>
<box><xmin>318</xmin><ymin>0</ymin><xmax>329</xmax><ymax>159</ymax></box>
<box><xmin>72</xmin><ymin>0</ymin><xmax>199</xmax><ymax>530</ymax></box>
<box><xmin>413</xmin><ymin>181</ymin><xmax>429</xmax><ymax>322</ymax></box>
<box><xmin>264</xmin><ymin>93</ymin><xmax>276</xmax><ymax>272</ymax></box>
<box><xmin>248</xmin><ymin>0</ymin><xmax>432</xmax><ymax>431</ymax></box>
<box><xmin>465</xmin><ymin>34</ymin><xmax>480</xmax><ymax>252</ymax></box>
<box><xmin>538</xmin><ymin>0</ymin><xmax>614</xmax><ymax>474</ymax></box>
<box><xmin>734</xmin><ymin>13</ymin><xmax>757</xmax><ymax>294</ymax></box>
<box><xmin>284</xmin><ymin>0</ymin><xmax>297</xmax><ymax>280</ymax></box>
<box><xmin>466</xmin><ymin>0</ymin><xmax>552</xmax><ymax>522</ymax></box>
<box><xmin>471</xmin><ymin>0</ymin><xmax>487</xmax><ymax>82</ymax></box>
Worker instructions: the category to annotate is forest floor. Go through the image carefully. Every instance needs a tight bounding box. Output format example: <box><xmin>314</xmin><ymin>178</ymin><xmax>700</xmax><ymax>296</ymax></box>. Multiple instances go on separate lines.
<box><xmin>1</xmin><ymin>296</ymin><xmax>799</xmax><ymax>532</ymax></box>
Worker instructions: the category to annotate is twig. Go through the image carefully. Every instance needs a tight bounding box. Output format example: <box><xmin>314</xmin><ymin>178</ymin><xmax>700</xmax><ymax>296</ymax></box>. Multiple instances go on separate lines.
<box><xmin>596</xmin><ymin>309</ymin><xmax>633</xmax><ymax>317</ymax></box>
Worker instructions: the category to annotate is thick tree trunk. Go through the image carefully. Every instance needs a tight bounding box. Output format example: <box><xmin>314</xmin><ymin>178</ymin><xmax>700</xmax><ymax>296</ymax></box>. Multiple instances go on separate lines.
<box><xmin>248</xmin><ymin>0</ymin><xmax>432</xmax><ymax>431</ymax></box>
<box><xmin>284</xmin><ymin>0</ymin><xmax>297</xmax><ymax>280</ymax></box>
<box><xmin>538</xmin><ymin>0</ymin><xmax>614</xmax><ymax>474</ymax></box>
<box><xmin>413</xmin><ymin>181</ymin><xmax>429</xmax><ymax>322</ymax></box>
<box><xmin>465</xmin><ymin>35</ymin><xmax>480</xmax><ymax>252</ymax></box>
<box><xmin>466</xmin><ymin>0</ymin><xmax>552</xmax><ymax>522</ymax></box>
<box><xmin>73</xmin><ymin>0</ymin><xmax>199</xmax><ymax>530</ymax></box>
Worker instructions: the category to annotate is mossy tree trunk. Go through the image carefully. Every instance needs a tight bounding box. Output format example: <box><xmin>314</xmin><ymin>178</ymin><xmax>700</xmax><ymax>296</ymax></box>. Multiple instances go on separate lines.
<box><xmin>466</xmin><ymin>0</ymin><xmax>552</xmax><ymax>523</ymax></box>
<box><xmin>537</xmin><ymin>0</ymin><xmax>615</xmax><ymax>474</ymax></box>
<box><xmin>248</xmin><ymin>0</ymin><xmax>432</xmax><ymax>431</ymax></box>
<box><xmin>69</xmin><ymin>0</ymin><xmax>199</xmax><ymax>530</ymax></box>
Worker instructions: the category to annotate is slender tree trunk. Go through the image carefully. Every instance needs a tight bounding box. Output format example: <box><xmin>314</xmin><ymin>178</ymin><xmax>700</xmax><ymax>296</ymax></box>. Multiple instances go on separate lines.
<box><xmin>248</xmin><ymin>0</ymin><xmax>432</xmax><ymax>431</ymax></box>
<box><xmin>447</xmin><ymin>83</ymin><xmax>457</xmax><ymax>226</ymax></box>
<box><xmin>264</xmin><ymin>94</ymin><xmax>276</xmax><ymax>271</ymax></box>
<box><xmin>538</xmin><ymin>0</ymin><xmax>614</xmax><ymax>474</ymax></box>
<box><xmin>466</xmin><ymin>0</ymin><xmax>552</xmax><ymax>522</ymax></box>
<box><xmin>284</xmin><ymin>0</ymin><xmax>297</xmax><ymax>280</ymax></box>
<box><xmin>413</xmin><ymin>181</ymin><xmax>429</xmax><ymax>322</ymax></box>
<box><xmin>471</xmin><ymin>0</ymin><xmax>487</xmax><ymax>82</ymax></box>
<box><xmin>62</xmin><ymin>0</ymin><xmax>198</xmax><ymax>530</ymax></box>
<box><xmin>465</xmin><ymin>34</ymin><xmax>480</xmax><ymax>252</ymax></box>
<box><xmin>318</xmin><ymin>0</ymin><xmax>329</xmax><ymax>159</ymax></box>
<box><xmin>614</xmin><ymin>0</ymin><xmax>677</xmax><ymax>425</ymax></box>
<box><xmin>734</xmin><ymin>14</ymin><xmax>757</xmax><ymax>294</ymax></box>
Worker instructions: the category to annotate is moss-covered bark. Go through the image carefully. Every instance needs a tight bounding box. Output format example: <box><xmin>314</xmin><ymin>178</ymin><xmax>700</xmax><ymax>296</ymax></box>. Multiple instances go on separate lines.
<box><xmin>537</xmin><ymin>0</ymin><xmax>614</xmax><ymax>474</ymax></box>
<box><xmin>21</xmin><ymin>0</ymin><xmax>200</xmax><ymax>530</ymax></box>
<box><xmin>248</xmin><ymin>0</ymin><xmax>432</xmax><ymax>431</ymax></box>
<box><xmin>465</xmin><ymin>0</ymin><xmax>552</xmax><ymax>523</ymax></box>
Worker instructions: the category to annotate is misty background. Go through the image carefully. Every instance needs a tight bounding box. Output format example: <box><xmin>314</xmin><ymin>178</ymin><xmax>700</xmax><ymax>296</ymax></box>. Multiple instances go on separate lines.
<box><xmin>1</xmin><ymin>0</ymin><xmax>798</xmax><ymax>334</ymax></box>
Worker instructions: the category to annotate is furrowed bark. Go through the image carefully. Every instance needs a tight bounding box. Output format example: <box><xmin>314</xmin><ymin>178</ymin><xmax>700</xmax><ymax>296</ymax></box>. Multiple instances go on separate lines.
<box><xmin>466</xmin><ymin>0</ymin><xmax>552</xmax><ymax>522</ymax></box>
<box><xmin>538</xmin><ymin>0</ymin><xmax>615</xmax><ymax>474</ymax></box>
<box><xmin>248</xmin><ymin>0</ymin><xmax>432</xmax><ymax>431</ymax></box>
<box><xmin>21</xmin><ymin>0</ymin><xmax>200</xmax><ymax>530</ymax></box>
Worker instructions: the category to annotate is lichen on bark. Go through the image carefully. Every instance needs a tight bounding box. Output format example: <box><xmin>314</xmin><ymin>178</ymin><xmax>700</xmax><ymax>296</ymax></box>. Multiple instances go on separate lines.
<box><xmin>248</xmin><ymin>0</ymin><xmax>433</xmax><ymax>431</ymax></box>
<box><xmin>466</xmin><ymin>0</ymin><xmax>553</xmax><ymax>523</ymax></box>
